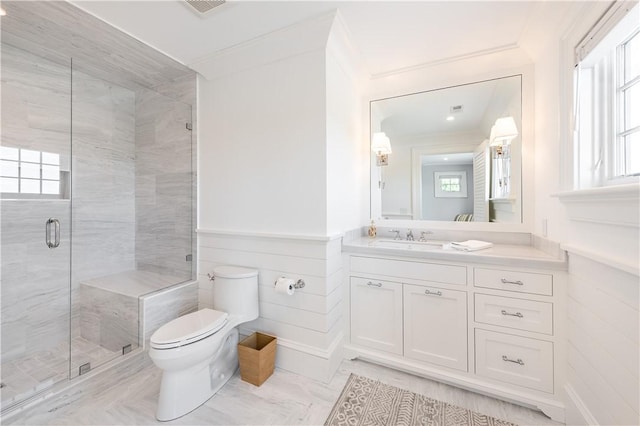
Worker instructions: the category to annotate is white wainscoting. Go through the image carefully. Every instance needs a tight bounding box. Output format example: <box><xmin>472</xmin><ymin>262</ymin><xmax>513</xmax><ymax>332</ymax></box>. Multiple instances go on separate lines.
<box><xmin>562</xmin><ymin>251</ymin><xmax>639</xmax><ymax>425</ymax></box>
<box><xmin>197</xmin><ymin>229</ymin><xmax>344</xmax><ymax>383</ymax></box>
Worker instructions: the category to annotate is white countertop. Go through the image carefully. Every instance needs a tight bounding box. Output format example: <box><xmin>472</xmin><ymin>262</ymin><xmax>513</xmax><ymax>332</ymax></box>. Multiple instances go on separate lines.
<box><xmin>343</xmin><ymin>237</ymin><xmax>567</xmax><ymax>270</ymax></box>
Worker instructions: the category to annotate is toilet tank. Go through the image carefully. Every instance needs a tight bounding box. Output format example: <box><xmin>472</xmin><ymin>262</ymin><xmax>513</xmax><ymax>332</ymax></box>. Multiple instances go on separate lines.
<box><xmin>212</xmin><ymin>265</ymin><xmax>259</xmax><ymax>321</ymax></box>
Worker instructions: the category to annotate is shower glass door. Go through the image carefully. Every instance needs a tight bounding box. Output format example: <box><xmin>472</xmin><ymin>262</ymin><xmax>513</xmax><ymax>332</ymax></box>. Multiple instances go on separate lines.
<box><xmin>67</xmin><ymin>62</ymin><xmax>194</xmax><ymax>378</ymax></box>
<box><xmin>68</xmin><ymin>63</ymin><xmax>140</xmax><ymax>378</ymax></box>
<box><xmin>0</xmin><ymin>44</ymin><xmax>72</xmax><ymax>410</ymax></box>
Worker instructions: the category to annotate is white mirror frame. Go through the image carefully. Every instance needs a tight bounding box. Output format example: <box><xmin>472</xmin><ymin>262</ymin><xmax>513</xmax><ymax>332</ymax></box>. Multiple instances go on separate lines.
<box><xmin>368</xmin><ymin>65</ymin><xmax>534</xmax><ymax>233</ymax></box>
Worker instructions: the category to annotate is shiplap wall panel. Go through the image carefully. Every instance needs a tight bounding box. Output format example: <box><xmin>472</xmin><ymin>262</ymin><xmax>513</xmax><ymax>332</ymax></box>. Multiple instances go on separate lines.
<box><xmin>258</xmin><ymin>283</ymin><xmax>341</xmax><ymax>314</ymax></box>
<box><xmin>567</xmin><ymin>253</ymin><xmax>639</xmax><ymax>425</ymax></box>
<box><xmin>567</xmin><ymin>317</ymin><xmax>638</xmax><ymax>413</ymax></box>
<box><xmin>199</xmin><ymin>247</ymin><xmax>330</xmax><ymax>278</ymax></box>
<box><xmin>567</xmin><ymin>297</ymin><xmax>638</xmax><ymax>377</ymax></box>
<box><xmin>258</xmin><ymin>301</ymin><xmax>341</xmax><ymax>332</ymax></box>
<box><xmin>567</xmin><ymin>344</ymin><xmax>638</xmax><ymax>424</ymax></box>
<box><xmin>257</xmin><ymin>317</ymin><xmax>343</xmax><ymax>349</ymax></box>
<box><xmin>197</xmin><ymin>232</ymin><xmax>343</xmax><ymax>380</ymax></box>
<box><xmin>567</xmin><ymin>364</ymin><xmax>619</xmax><ymax>426</ymax></box>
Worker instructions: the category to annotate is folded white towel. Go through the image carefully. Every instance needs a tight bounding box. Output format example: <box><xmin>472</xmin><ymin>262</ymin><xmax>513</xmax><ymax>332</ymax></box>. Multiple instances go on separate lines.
<box><xmin>450</xmin><ymin>240</ymin><xmax>493</xmax><ymax>251</ymax></box>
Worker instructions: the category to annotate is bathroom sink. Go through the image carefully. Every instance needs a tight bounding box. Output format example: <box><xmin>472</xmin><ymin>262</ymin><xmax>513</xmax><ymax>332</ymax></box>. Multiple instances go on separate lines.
<box><xmin>373</xmin><ymin>239</ymin><xmax>448</xmax><ymax>250</ymax></box>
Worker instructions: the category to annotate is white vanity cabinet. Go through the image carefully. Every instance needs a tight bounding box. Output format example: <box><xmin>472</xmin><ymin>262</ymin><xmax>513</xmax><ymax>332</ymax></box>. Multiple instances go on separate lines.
<box><xmin>344</xmin><ymin>250</ymin><xmax>566</xmax><ymax>422</ymax></box>
<box><xmin>350</xmin><ymin>277</ymin><xmax>403</xmax><ymax>355</ymax></box>
<box><xmin>404</xmin><ymin>284</ymin><xmax>467</xmax><ymax>371</ymax></box>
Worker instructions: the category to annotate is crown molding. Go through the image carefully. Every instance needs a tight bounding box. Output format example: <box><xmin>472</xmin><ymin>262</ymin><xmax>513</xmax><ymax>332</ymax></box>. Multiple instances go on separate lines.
<box><xmin>370</xmin><ymin>43</ymin><xmax>520</xmax><ymax>80</ymax></box>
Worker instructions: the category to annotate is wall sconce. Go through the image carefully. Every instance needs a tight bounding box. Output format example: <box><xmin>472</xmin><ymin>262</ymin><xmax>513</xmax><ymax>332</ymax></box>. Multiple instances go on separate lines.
<box><xmin>489</xmin><ymin>116</ymin><xmax>518</xmax><ymax>147</ymax></box>
<box><xmin>488</xmin><ymin>117</ymin><xmax>517</xmax><ymax>198</ymax></box>
<box><xmin>372</xmin><ymin>132</ymin><xmax>392</xmax><ymax>166</ymax></box>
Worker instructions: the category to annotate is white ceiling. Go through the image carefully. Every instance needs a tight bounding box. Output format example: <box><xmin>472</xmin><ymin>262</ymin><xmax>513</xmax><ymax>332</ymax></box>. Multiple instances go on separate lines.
<box><xmin>72</xmin><ymin>0</ymin><xmax>538</xmax><ymax>77</ymax></box>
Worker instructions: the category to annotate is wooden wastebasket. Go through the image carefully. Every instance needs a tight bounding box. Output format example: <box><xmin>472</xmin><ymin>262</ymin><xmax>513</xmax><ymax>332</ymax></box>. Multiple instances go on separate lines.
<box><xmin>237</xmin><ymin>332</ymin><xmax>276</xmax><ymax>386</ymax></box>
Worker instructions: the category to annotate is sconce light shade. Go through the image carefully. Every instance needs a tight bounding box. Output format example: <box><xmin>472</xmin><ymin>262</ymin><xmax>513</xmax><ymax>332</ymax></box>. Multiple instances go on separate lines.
<box><xmin>490</xmin><ymin>116</ymin><xmax>518</xmax><ymax>146</ymax></box>
<box><xmin>371</xmin><ymin>132</ymin><xmax>392</xmax><ymax>155</ymax></box>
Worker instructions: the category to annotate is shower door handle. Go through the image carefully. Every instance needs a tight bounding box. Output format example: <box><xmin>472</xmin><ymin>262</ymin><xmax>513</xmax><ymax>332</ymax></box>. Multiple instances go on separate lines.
<box><xmin>46</xmin><ymin>218</ymin><xmax>60</xmax><ymax>248</ymax></box>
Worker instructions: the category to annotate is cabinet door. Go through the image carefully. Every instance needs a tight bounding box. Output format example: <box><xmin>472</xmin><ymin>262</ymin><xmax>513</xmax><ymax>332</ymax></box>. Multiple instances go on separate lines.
<box><xmin>404</xmin><ymin>284</ymin><xmax>468</xmax><ymax>371</ymax></box>
<box><xmin>350</xmin><ymin>277</ymin><xmax>403</xmax><ymax>355</ymax></box>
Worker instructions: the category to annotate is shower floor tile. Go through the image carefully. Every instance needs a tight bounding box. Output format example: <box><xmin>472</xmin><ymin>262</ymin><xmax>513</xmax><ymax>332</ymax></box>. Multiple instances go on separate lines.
<box><xmin>1</xmin><ymin>337</ymin><xmax>121</xmax><ymax>409</ymax></box>
<box><xmin>1</xmin><ymin>355</ymin><xmax>66</xmax><ymax>410</ymax></box>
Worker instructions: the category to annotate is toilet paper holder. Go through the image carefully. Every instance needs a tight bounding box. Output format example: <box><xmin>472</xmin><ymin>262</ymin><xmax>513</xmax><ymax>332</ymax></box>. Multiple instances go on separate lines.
<box><xmin>274</xmin><ymin>277</ymin><xmax>305</xmax><ymax>289</ymax></box>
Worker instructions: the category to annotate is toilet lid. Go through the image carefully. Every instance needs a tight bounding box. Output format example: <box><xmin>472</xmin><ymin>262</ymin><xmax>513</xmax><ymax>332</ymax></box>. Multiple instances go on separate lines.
<box><xmin>150</xmin><ymin>308</ymin><xmax>228</xmax><ymax>349</ymax></box>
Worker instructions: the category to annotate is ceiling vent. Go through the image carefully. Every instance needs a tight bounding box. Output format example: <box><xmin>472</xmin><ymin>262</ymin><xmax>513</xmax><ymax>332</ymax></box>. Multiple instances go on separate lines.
<box><xmin>450</xmin><ymin>105</ymin><xmax>464</xmax><ymax>114</ymax></box>
<box><xmin>184</xmin><ymin>0</ymin><xmax>225</xmax><ymax>16</ymax></box>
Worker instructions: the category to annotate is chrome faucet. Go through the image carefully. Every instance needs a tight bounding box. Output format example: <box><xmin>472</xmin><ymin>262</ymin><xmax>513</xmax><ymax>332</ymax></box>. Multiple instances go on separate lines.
<box><xmin>419</xmin><ymin>231</ymin><xmax>433</xmax><ymax>242</ymax></box>
<box><xmin>406</xmin><ymin>229</ymin><xmax>414</xmax><ymax>241</ymax></box>
<box><xmin>389</xmin><ymin>229</ymin><xmax>401</xmax><ymax>240</ymax></box>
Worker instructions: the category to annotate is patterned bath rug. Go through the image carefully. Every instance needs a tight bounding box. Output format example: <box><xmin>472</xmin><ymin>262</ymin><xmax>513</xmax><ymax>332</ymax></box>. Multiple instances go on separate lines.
<box><xmin>325</xmin><ymin>374</ymin><xmax>517</xmax><ymax>426</ymax></box>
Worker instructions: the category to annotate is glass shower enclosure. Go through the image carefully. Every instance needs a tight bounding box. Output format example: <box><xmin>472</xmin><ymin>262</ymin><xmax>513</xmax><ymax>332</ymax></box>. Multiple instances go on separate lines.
<box><xmin>0</xmin><ymin>2</ymin><xmax>196</xmax><ymax>412</ymax></box>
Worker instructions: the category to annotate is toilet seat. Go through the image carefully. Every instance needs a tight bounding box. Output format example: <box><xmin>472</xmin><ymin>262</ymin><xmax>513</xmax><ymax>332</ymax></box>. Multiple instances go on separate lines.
<box><xmin>150</xmin><ymin>308</ymin><xmax>228</xmax><ymax>350</ymax></box>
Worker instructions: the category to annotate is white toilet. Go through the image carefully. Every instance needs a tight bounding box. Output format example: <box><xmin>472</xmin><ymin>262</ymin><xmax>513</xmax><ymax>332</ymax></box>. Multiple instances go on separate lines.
<box><xmin>148</xmin><ymin>265</ymin><xmax>259</xmax><ymax>421</ymax></box>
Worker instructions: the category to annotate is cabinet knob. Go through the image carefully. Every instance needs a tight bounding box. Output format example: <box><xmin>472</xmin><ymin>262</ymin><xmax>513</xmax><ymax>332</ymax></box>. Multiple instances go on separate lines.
<box><xmin>424</xmin><ymin>289</ymin><xmax>443</xmax><ymax>297</ymax></box>
<box><xmin>366</xmin><ymin>281</ymin><xmax>382</xmax><ymax>287</ymax></box>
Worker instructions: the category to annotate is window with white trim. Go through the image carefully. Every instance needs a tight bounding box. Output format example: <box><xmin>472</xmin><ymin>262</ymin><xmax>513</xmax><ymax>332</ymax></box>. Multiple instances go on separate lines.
<box><xmin>0</xmin><ymin>146</ymin><xmax>61</xmax><ymax>197</ymax></box>
<box><xmin>434</xmin><ymin>171</ymin><xmax>467</xmax><ymax>198</ymax></box>
<box><xmin>574</xmin><ymin>1</ymin><xmax>639</xmax><ymax>188</ymax></box>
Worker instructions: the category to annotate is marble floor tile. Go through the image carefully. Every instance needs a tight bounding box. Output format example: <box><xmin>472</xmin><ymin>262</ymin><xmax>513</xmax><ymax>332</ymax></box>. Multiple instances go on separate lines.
<box><xmin>5</xmin><ymin>357</ymin><xmax>561</xmax><ymax>426</ymax></box>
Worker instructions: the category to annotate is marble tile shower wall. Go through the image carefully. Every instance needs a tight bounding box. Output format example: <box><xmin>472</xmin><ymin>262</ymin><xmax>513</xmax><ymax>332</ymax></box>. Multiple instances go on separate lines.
<box><xmin>134</xmin><ymin>89</ymin><xmax>193</xmax><ymax>279</ymax></box>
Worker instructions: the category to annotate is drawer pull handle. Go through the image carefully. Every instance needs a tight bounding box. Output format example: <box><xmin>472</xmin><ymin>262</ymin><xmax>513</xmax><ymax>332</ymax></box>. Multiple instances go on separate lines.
<box><xmin>502</xmin><ymin>355</ymin><xmax>525</xmax><ymax>366</ymax></box>
<box><xmin>501</xmin><ymin>278</ymin><xmax>524</xmax><ymax>286</ymax></box>
<box><xmin>367</xmin><ymin>281</ymin><xmax>382</xmax><ymax>287</ymax></box>
<box><xmin>501</xmin><ymin>309</ymin><xmax>523</xmax><ymax>318</ymax></box>
<box><xmin>424</xmin><ymin>289</ymin><xmax>443</xmax><ymax>296</ymax></box>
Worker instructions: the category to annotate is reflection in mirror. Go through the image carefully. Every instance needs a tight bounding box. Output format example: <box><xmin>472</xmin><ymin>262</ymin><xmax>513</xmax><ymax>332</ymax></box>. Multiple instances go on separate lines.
<box><xmin>370</xmin><ymin>75</ymin><xmax>522</xmax><ymax>223</ymax></box>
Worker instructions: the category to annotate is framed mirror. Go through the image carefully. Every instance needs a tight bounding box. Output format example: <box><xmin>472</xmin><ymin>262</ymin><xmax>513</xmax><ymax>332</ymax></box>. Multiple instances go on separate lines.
<box><xmin>370</xmin><ymin>75</ymin><xmax>522</xmax><ymax>224</ymax></box>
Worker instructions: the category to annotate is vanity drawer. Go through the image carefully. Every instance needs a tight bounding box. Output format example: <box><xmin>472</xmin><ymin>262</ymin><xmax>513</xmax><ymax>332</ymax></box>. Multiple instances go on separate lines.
<box><xmin>351</xmin><ymin>256</ymin><xmax>467</xmax><ymax>286</ymax></box>
<box><xmin>474</xmin><ymin>268</ymin><xmax>552</xmax><ymax>296</ymax></box>
<box><xmin>475</xmin><ymin>329</ymin><xmax>553</xmax><ymax>393</ymax></box>
<box><xmin>474</xmin><ymin>294</ymin><xmax>553</xmax><ymax>335</ymax></box>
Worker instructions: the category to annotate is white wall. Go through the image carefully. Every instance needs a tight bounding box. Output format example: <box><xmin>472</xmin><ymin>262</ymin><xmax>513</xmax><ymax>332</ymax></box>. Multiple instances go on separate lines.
<box><xmin>196</xmin><ymin>11</ymin><xmax>362</xmax><ymax>382</ymax></box>
<box><xmin>325</xmin><ymin>15</ymin><xmax>367</xmax><ymax>235</ymax></box>
<box><xmin>198</xmin><ymin>49</ymin><xmax>327</xmax><ymax>235</ymax></box>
